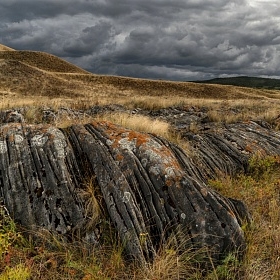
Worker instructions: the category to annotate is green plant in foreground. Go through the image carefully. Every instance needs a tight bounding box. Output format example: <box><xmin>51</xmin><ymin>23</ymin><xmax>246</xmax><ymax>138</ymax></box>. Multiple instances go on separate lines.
<box><xmin>205</xmin><ymin>253</ymin><xmax>241</xmax><ymax>280</ymax></box>
<box><xmin>248</xmin><ymin>153</ymin><xmax>280</xmax><ymax>179</ymax></box>
<box><xmin>0</xmin><ymin>206</ymin><xmax>31</xmax><ymax>279</ymax></box>
<box><xmin>0</xmin><ymin>264</ymin><xmax>31</xmax><ymax>280</ymax></box>
<box><xmin>0</xmin><ymin>206</ymin><xmax>25</xmax><ymax>260</ymax></box>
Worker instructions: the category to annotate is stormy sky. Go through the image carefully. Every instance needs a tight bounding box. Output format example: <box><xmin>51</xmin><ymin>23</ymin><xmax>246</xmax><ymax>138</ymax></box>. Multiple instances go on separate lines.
<box><xmin>1</xmin><ymin>0</ymin><xmax>280</xmax><ymax>81</ymax></box>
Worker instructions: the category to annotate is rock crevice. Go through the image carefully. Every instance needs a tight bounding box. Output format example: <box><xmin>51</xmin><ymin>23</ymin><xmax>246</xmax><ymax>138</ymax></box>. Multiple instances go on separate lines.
<box><xmin>1</xmin><ymin>120</ymin><xmax>279</xmax><ymax>264</ymax></box>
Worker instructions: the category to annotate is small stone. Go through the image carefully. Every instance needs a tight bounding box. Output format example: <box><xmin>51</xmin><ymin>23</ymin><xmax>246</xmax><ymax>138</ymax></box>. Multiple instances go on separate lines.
<box><xmin>4</xmin><ymin>110</ymin><xmax>24</xmax><ymax>123</ymax></box>
<box><xmin>42</xmin><ymin>110</ymin><xmax>56</xmax><ymax>123</ymax></box>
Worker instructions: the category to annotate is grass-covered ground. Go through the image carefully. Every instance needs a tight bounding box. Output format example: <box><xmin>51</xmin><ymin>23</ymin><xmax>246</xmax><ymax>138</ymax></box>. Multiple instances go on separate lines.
<box><xmin>1</xmin><ymin>154</ymin><xmax>279</xmax><ymax>279</ymax></box>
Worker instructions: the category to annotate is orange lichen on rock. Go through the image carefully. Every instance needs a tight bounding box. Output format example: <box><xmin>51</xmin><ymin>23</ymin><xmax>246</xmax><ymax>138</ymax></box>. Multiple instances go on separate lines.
<box><xmin>91</xmin><ymin>120</ymin><xmax>185</xmax><ymax>188</ymax></box>
<box><xmin>116</xmin><ymin>154</ymin><xmax>124</xmax><ymax>162</ymax></box>
<box><xmin>128</xmin><ymin>130</ymin><xmax>149</xmax><ymax>147</ymax></box>
<box><xmin>8</xmin><ymin>134</ymin><xmax>15</xmax><ymax>142</ymax></box>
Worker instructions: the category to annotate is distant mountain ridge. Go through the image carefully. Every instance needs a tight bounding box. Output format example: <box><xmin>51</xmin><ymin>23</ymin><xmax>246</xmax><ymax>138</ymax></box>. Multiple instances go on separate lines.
<box><xmin>193</xmin><ymin>76</ymin><xmax>280</xmax><ymax>90</ymax></box>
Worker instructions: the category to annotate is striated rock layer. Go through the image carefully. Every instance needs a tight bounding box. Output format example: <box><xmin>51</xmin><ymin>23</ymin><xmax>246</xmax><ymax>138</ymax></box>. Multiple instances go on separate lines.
<box><xmin>1</xmin><ymin>120</ymin><xmax>279</xmax><ymax>264</ymax></box>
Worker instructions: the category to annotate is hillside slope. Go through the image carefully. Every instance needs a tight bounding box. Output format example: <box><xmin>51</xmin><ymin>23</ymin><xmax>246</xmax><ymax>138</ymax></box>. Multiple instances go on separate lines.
<box><xmin>0</xmin><ymin>43</ymin><xmax>15</xmax><ymax>51</ymax></box>
<box><xmin>0</xmin><ymin>50</ymin><xmax>89</xmax><ymax>74</ymax></box>
<box><xmin>1</xmin><ymin>44</ymin><xmax>280</xmax><ymax>103</ymax></box>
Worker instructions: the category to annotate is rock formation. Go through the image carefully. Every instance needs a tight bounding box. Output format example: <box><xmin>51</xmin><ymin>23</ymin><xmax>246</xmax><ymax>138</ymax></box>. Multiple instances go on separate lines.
<box><xmin>1</xmin><ymin>117</ymin><xmax>279</xmax><ymax>265</ymax></box>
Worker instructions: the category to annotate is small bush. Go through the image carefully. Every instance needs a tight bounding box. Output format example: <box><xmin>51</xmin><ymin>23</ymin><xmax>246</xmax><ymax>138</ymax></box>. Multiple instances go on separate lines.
<box><xmin>248</xmin><ymin>153</ymin><xmax>280</xmax><ymax>179</ymax></box>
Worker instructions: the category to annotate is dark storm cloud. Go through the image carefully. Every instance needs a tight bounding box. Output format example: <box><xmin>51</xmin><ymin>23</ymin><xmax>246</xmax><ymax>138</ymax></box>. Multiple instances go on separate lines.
<box><xmin>62</xmin><ymin>20</ymin><xmax>117</xmax><ymax>57</ymax></box>
<box><xmin>1</xmin><ymin>0</ymin><xmax>280</xmax><ymax>81</ymax></box>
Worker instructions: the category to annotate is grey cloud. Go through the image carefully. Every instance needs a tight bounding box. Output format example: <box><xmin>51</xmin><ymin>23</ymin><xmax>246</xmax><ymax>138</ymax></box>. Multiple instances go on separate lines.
<box><xmin>62</xmin><ymin>21</ymin><xmax>117</xmax><ymax>57</ymax></box>
<box><xmin>0</xmin><ymin>0</ymin><xmax>134</xmax><ymax>21</ymax></box>
<box><xmin>1</xmin><ymin>0</ymin><xmax>280</xmax><ymax>80</ymax></box>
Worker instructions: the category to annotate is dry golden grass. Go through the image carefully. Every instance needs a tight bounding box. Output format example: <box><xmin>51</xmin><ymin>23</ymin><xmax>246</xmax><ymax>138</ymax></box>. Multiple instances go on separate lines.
<box><xmin>95</xmin><ymin>112</ymin><xmax>170</xmax><ymax>137</ymax></box>
<box><xmin>93</xmin><ymin>112</ymin><xmax>192</xmax><ymax>152</ymax></box>
<box><xmin>206</xmin><ymin>99</ymin><xmax>280</xmax><ymax>125</ymax></box>
<box><xmin>77</xmin><ymin>176</ymin><xmax>103</xmax><ymax>232</ymax></box>
<box><xmin>1</xmin><ymin>44</ymin><xmax>280</xmax><ymax>114</ymax></box>
<box><xmin>1</xmin><ymin>45</ymin><xmax>280</xmax><ymax>134</ymax></box>
<box><xmin>0</xmin><ymin>51</ymin><xmax>88</xmax><ymax>73</ymax></box>
<box><xmin>55</xmin><ymin>113</ymin><xmax>94</xmax><ymax>128</ymax></box>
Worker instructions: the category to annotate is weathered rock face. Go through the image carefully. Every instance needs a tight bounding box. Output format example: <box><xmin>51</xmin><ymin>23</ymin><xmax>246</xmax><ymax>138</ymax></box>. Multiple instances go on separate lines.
<box><xmin>0</xmin><ymin>124</ymin><xmax>85</xmax><ymax>235</ymax></box>
<box><xmin>1</xmin><ymin>120</ymin><xmax>279</xmax><ymax>265</ymax></box>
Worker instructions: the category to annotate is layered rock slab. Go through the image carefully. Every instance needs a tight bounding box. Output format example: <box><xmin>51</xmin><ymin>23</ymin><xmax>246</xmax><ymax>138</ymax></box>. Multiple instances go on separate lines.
<box><xmin>1</xmin><ymin>121</ymin><xmax>274</xmax><ymax>264</ymax></box>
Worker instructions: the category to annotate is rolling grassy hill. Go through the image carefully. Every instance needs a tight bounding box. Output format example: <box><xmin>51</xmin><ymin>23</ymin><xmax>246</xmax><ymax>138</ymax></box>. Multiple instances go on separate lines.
<box><xmin>1</xmin><ymin>44</ymin><xmax>280</xmax><ymax>106</ymax></box>
<box><xmin>0</xmin><ymin>50</ymin><xmax>89</xmax><ymax>74</ymax></box>
<box><xmin>0</xmin><ymin>43</ymin><xmax>15</xmax><ymax>51</ymax></box>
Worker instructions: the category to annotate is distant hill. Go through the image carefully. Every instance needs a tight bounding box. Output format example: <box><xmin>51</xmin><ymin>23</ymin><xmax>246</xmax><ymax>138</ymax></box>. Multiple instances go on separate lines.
<box><xmin>192</xmin><ymin>76</ymin><xmax>280</xmax><ymax>90</ymax></box>
<box><xmin>0</xmin><ymin>43</ymin><xmax>280</xmax><ymax>101</ymax></box>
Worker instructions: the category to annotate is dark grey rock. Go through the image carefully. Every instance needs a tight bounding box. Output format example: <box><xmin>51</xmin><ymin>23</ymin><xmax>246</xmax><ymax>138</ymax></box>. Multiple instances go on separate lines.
<box><xmin>3</xmin><ymin>110</ymin><xmax>24</xmax><ymax>123</ymax></box>
<box><xmin>2</xmin><ymin>120</ymin><xmax>274</xmax><ymax>266</ymax></box>
<box><xmin>42</xmin><ymin>109</ymin><xmax>56</xmax><ymax>123</ymax></box>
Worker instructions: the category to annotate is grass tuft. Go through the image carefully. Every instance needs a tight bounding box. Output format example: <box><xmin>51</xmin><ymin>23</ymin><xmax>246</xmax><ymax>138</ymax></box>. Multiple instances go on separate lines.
<box><xmin>95</xmin><ymin>112</ymin><xmax>170</xmax><ymax>138</ymax></box>
<box><xmin>209</xmin><ymin>154</ymin><xmax>280</xmax><ymax>279</ymax></box>
<box><xmin>77</xmin><ymin>176</ymin><xmax>103</xmax><ymax>232</ymax></box>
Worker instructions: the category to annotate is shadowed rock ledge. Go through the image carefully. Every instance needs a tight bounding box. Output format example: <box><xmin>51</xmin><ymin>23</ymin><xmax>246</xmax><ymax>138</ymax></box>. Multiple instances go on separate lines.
<box><xmin>1</xmin><ymin>120</ymin><xmax>279</xmax><ymax>265</ymax></box>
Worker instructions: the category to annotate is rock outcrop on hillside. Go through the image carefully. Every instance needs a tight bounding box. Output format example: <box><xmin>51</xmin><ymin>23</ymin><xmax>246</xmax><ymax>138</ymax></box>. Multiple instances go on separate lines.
<box><xmin>1</xmin><ymin>117</ymin><xmax>279</xmax><ymax>265</ymax></box>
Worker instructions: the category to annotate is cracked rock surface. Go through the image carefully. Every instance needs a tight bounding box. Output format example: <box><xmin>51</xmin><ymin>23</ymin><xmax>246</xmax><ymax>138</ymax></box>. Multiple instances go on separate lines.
<box><xmin>1</xmin><ymin>117</ymin><xmax>279</xmax><ymax>265</ymax></box>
